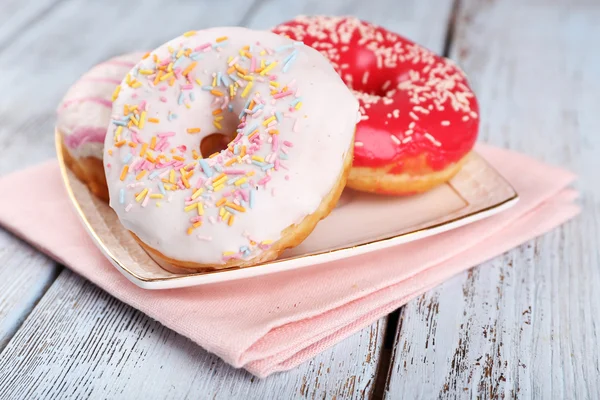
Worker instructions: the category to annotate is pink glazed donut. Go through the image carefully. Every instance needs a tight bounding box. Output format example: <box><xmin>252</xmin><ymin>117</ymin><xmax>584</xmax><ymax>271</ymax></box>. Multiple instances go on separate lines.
<box><xmin>57</xmin><ymin>52</ymin><xmax>146</xmax><ymax>200</ymax></box>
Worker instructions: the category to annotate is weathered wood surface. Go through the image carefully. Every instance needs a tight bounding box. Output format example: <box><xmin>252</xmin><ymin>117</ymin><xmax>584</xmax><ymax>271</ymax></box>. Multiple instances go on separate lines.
<box><xmin>0</xmin><ymin>231</ymin><xmax>58</xmax><ymax>351</ymax></box>
<box><xmin>1</xmin><ymin>0</ymin><xmax>595</xmax><ymax>398</ymax></box>
<box><xmin>0</xmin><ymin>270</ymin><xmax>386</xmax><ymax>400</ymax></box>
<box><xmin>0</xmin><ymin>0</ymin><xmax>451</xmax><ymax>398</ymax></box>
<box><xmin>0</xmin><ymin>0</ymin><xmax>62</xmax><ymax>51</ymax></box>
<box><xmin>385</xmin><ymin>0</ymin><xmax>600</xmax><ymax>398</ymax></box>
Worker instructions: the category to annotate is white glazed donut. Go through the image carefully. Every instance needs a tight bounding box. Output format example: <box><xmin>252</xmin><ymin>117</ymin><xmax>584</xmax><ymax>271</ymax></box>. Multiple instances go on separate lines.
<box><xmin>104</xmin><ymin>28</ymin><xmax>358</xmax><ymax>269</ymax></box>
<box><xmin>57</xmin><ymin>52</ymin><xmax>145</xmax><ymax>200</ymax></box>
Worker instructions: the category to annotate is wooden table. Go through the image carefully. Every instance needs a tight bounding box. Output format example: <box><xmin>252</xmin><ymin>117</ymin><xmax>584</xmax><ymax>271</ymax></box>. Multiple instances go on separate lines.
<box><xmin>0</xmin><ymin>0</ymin><xmax>598</xmax><ymax>398</ymax></box>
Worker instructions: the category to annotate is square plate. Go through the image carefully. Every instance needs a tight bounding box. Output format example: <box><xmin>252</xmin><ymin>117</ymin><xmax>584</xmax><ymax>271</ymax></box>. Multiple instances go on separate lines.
<box><xmin>56</xmin><ymin>131</ymin><xmax>518</xmax><ymax>289</ymax></box>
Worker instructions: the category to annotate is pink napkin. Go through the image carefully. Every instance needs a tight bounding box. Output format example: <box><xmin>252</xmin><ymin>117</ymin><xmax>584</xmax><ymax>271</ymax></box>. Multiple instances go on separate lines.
<box><xmin>0</xmin><ymin>144</ymin><xmax>579</xmax><ymax>377</ymax></box>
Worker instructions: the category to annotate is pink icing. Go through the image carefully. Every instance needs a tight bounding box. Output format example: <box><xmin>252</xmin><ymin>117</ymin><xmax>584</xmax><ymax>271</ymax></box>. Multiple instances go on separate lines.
<box><xmin>60</xmin><ymin>97</ymin><xmax>112</xmax><ymax>111</ymax></box>
<box><xmin>63</xmin><ymin>126</ymin><xmax>107</xmax><ymax>149</ymax></box>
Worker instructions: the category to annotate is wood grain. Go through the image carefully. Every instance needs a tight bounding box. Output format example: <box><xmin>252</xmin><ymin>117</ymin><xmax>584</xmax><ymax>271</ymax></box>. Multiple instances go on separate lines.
<box><xmin>0</xmin><ymin>270</ymin><xmax>386</xmax><ymax>400</ymax></box>
<box><xmin>0</xmin><ymin>0</ymin><xmax>64</xmax><ymax>51</ymax></box>
<box><xmin>385</xmin><ymin>0</ymin><xmax>600</xmax><ymax>398</ymax></box>
<box><xmin>0</xmin><ymin>230</ymin><xmax>59</xmax><ymax>351</ymax></box>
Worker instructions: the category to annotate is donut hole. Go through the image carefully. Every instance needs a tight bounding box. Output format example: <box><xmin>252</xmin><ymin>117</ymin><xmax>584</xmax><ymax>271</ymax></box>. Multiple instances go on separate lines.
<box><xmin>200</xmin><ymin>133</ymin><xmax>232</xmax><ymax>158</ymax></box>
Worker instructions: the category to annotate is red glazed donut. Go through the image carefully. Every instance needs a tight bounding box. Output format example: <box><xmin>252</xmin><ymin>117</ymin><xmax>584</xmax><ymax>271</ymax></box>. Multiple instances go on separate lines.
<box><xmin>272</xmin><ymin>16</ymin><xmax>480</xmax><ymax>195</ymax></box>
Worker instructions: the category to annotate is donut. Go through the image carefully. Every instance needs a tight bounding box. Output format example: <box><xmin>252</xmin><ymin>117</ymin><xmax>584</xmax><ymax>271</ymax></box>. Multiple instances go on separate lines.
<box><xmin>104</xmin><ymin>28</ymin><xmax>358</xmax><ymax>270</ymax></box>
<box><xmin>272</xmin><ymin>16</ymin><xmax>480</xmax><ymax>195</ymax></box>
<box><xmin>57</xmin><ymin>52</ymin><xmax>146</xmax><ymax>200</ymax></box>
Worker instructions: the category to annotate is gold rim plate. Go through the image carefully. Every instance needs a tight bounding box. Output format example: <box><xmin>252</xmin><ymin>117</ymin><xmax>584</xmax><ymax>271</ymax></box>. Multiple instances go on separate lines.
<box><xmin>56</xmin><ymin>130</ymin><xmax>518</xmax><ymax>289</ymax></box>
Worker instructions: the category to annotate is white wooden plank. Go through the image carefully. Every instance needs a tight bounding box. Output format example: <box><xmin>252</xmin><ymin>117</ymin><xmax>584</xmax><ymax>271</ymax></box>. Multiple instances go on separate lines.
<box><xmin>0</xmin><ymin>270</ymin><xmax>386</xmax><ymax>400</ymax></box>
<box><xmin>0</xmin><ymin>0</ymin><xmax>63</xmax><ymax>50</ymax></box>
<box><xmin>0</xmin><ymin>0</ymin><xmax>456</xmax><ymax>397</ymax></box>
<box><xmin>385</xmin><ymin>0</ymin><xmax>600</xmax><ymax>398</ymax></box>
<box><xmin>0</xmin><ymin>230</ymin><xmax>58</xmax><ymax>350</ymax></box>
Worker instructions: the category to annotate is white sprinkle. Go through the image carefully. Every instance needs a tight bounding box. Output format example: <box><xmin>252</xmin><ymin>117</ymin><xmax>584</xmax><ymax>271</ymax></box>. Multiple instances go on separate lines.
<box><xmin>424</xmin><ymin>133</ymin><xmax>442</xmax><ymax>147</ymax></box>
<box><xmin>382</xmin><ymin>80</ymin><xmax>391</xmax><ymax>90</ymax></box>
<box><xmin>355</xmin><ymin>141</ymin><xmax>364</xmax><ymax>147</ymax></box>
<box><xmin>462</xmin><ymin>115</ymin><xmax>470</xmax><ymax>122</ymax></box>
<box><xmin>293</xmin><ymin>118</ymin><xmax>300</xmax><ymax>133</ymax></box>
<box><xmin>414</xmin><ymin>106</ymin><xmax>430</xmax><ymax>114</ymax></box>
<box><xmin>125</xmin><ymin>203</ymin><xmax>133</xmax><ymax>212</ymax></box>
<box><xmin>402</xmin><ymin>137</ymin><xmax>413</xmax><ymax>144</ymax></box>
<box><xmin>409</xmin><ymin>122</ymin><xmax>416</xmax><ymax>129</ymax></box>
<box><xmin>441</xmin><ymin>120</ymin><xmax>451</xmax><ymax>126</ymax></box>
<box><xmin>409</xmin><ymin>111</ymin><xmax>419</xmax><ymax>120</ymax></box>
<box><xmin>362</xmin><ymin>71</ymin><xmax>369</xmax><ymax>85</ymax></box>
<box><xmin>390</xmin><ymin>135</ymin><xmax>401</xmax><ymax>145</ymax></box>
<box><xmin>209</xmin><ymin>216</ymin><xmax>217</xmax><ymax>224</ymax></box>
<box><xmin>392</xmin><ymin>109</ymin><xmax>400</xmax><ymax>118</ymax></box>
<box><xmin>141</xmin><ymin>188</ymin><xmax>152</xmax><ymax>208</ymax></box>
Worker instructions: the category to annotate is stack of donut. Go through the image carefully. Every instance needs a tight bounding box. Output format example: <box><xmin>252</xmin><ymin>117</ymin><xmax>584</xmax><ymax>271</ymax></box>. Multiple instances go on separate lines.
<box><xmin>57</xmin><ymin>17</ymin><xmax>479</xmax><ymax>270</ymax></box>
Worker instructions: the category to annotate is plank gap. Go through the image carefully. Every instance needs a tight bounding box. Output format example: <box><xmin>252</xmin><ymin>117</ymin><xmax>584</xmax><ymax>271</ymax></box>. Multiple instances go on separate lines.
<box><xmin>0</xmin><ymin>228</ymin><xmax>64</xmax><ymax>352</ymax></box>
<box><xmin>237</xmin><ymin>0</ymin><xmax>269</xmax><ymax>27</ymax></box>
<box><xmin>0</xmin><ymin>263</ymin><xmax>63</xmax><ymax>352</ymax></box>
<box><xmin>371</xmin><ymin>308</ymin><xmax>401</xmax><ymax>400</ymax></box>
<box><xmin>442</xmin><ymin>0</ymin><xmax>461</xmax><ymax>57</ymax></box>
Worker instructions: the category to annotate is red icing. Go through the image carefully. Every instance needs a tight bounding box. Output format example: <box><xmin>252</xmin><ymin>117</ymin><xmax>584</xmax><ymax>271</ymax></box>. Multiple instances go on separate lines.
<box><xmin>272</xmin><ymin>16</ymin><xmax>479</xmax><ymax>172</ymax></box>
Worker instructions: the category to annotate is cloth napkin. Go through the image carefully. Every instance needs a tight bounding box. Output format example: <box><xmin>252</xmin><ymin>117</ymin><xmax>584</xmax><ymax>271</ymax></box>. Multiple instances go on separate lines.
<box><xmin>0</xmin><ymin>144</ymin><xmax>579</xmax><ymax>378</ymax></box>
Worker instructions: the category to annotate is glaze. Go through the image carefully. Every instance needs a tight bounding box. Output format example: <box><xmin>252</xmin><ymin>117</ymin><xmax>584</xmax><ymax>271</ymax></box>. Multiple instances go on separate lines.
<box><xmin>104</xmin><ymin>27</ymin><xmax>358</xmax><ymax>265</ymax></box>
<box><xmin>272</xmin><ymin>16</ymin><xmax>479</xmax><ymax>172</ymax></box>
<box><xmin>57</xmin><ymin>52</ymin><xmax>146</xmax><ymax>159</ymax></box>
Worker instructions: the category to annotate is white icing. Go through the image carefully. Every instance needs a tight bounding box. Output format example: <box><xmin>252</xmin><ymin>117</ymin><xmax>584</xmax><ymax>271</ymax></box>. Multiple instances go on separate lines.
<box><xmin>104</xmin><ymin>27</ymin><xmax>358</xmax><ymax>265</ymax></box>
<box><xmin>70</xmin><ymin>142</ymin><xmax>105</xmax><ymax>159</ymax></box>
<box><xmin>56</xmin><ymin>52</ymin><xmax>146</xmax><ymax>159</ymax></box>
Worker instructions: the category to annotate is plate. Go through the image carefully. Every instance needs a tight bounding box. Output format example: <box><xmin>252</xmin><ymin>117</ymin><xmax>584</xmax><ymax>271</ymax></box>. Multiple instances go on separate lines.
<box><xmin>56</xmin><ymin>131</ymin><xmax>518</xmax><ymax>289</ymax></box>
